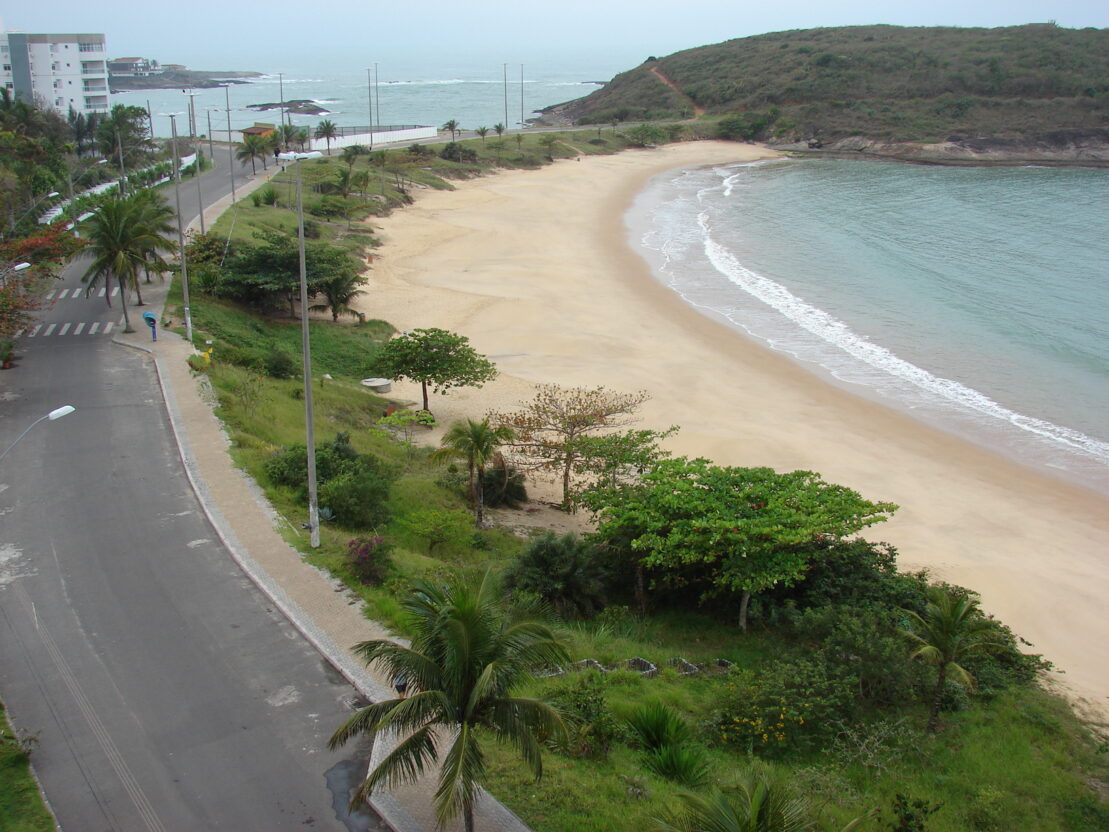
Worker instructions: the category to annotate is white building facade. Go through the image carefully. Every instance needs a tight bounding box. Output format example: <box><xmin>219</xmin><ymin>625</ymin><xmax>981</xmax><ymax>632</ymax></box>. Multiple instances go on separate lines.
<box><xmin>1</xmin><ymin>32</ymin><xmax>110</xmax><ymax>116</ymax></box>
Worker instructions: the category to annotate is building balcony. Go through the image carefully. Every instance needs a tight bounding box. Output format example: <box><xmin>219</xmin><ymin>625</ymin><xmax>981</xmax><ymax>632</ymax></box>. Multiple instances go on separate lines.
<box><xmin>83</xmin><ymin>82</ymin><xmax>107</xmax><ymax>92</ymax></box>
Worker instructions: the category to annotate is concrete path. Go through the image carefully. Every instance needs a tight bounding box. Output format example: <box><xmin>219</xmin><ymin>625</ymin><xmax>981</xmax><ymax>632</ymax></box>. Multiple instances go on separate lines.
<box><xmin>115</xmin><ymin>171</ymin><xmax>532</xmax><ymax>832</ymax></box>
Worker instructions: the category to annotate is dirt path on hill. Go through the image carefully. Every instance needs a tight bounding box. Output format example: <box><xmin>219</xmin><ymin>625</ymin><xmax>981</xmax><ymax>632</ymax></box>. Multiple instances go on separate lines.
<box><xmin>649</xmin><ymin>65</ymin><xmax>705</xmax><ymax>118</ymax></box>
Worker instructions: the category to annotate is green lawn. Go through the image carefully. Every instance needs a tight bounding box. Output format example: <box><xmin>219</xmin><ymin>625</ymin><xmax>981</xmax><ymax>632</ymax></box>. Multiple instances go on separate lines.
<box><xmin>0</xmin><ymin>704</ymin><xmax>54</xmax><ymax>832</ymax></box>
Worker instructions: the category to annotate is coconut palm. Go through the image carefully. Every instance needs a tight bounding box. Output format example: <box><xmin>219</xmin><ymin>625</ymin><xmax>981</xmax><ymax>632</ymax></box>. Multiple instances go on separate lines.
<box><xmin>441</xmin><ymin>119</ymin><xmax>460</xmax><ymax>140</ymax></box>
<box><xmin>315</xmin><ymin>119</ymin><xmax>338</xmax><ymax>155</ymax></box>
<box><xmin>309</xmin><ymin>273</ymin><xmax>365</xmax><ymax>322</ymax></box>
<box><xmin>329</xmin><ymin>573</ymin><xmax>568</xmax><ymax>832</ymax></box>
<box><xmin>493</xmin><ymin>122</ymin><xmax>505</xmax><ymax>138</ymax></box>
<box><xmin>341</xmin><ymin>144</ymin><xmax>366</xmax><ymax>170</ymax></box>
<box><xmin>475</xmin><ymin>126</ymin><xmax>489</xmax><ymax>144</ymax></box>
<box><xmin>655</xmin><ymin>774</ymin><xmax>862</xmax><ymax>832</ymax></box>
<box><xmin>901</xmin><ymin>586</ymin><xmax>1005</xmax><ymax>733</ymax></box>
<box><xmin>235</xmin><ymin>134</ymin><xmax>266</xmax><ymax>175</ymax></box>
<box><xmin>81</xmin><ymin>193</ymin><xmax>171</xmax><ymax>331</ymax></box>
<box><xmin>277</xmin><ymin>122</ymin><xmax>299</xmax><ymax>150</ymax></box>
<box><xmin>126</xmin><ymin>189</ymin><xmax>175</xmax><ymax>303</ymax></box>
<box><xmin>430</xmin><ymin>418</ymin><xmax>516</xmax><ymax>527</ymax></box>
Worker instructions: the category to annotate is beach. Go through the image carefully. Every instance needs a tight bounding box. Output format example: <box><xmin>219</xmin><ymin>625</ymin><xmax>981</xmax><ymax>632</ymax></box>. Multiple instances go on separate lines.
<box><xmin>353</xmin><ymin>140</ymin><xmax>1109</xmax><ymax>714</ymax></box>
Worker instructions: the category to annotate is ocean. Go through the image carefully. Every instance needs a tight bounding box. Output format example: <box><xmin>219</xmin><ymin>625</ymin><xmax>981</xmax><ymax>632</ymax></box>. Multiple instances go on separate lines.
<box><xmin>112</xmin><ymin>62</ymin><xmax>613</xmax><ymax>141</ymax></box>
<box><xmin>629</xmin><ymin>159</ymin><xmax>1109</xmax><ymax>494</ymax></box>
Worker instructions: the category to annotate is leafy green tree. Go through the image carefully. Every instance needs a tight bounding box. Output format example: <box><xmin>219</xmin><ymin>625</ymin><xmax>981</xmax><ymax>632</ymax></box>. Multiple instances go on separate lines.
<box><xmin>475</xmin><ymin>126</ymin><xmax>489</xmax><ymax>144</ymax></box>
<box><xmin>441</xmin><ymin>119</ymin><xmax>461</xmax><ymax>140</ymax></box>
<box><xmin>340</xmin><ymin>144</ymin><xmax>366</xmax><ymax>170</ymax></box>
<box><xmin>901</xmin><ymin>587</ymin><xmax>1005</xmax><ymax>732</ymax></box>
<box><xmin>236</xmin><ymin>134</ymin><xmax>267</xmax><ymax>175</ymax></box>
<box><xmin>96</xmin><ymin>104</ymin><xmax>153</xmax><ymax>186</ymax></box>
<box><xmin>625</xmin><ymin>124</ymin><xmax>669</xmax><ymax>148</ymax></box>
<box><xmin>584</xmin><ymin>458</ymin><xmax>897</xmax><ymax>630</ymax></box>
<box><xmin>575</xmin><ymin>426</ymin><xmax>677</xmax><ymax>491</ymax></box>
<box><xmin>430</xmin><ymin>418</ymin><xmax>516</xmax><ymax>526</ymax></box>
<box><xmin>398</xmin><ymin>508</ymin><xmax>473</xmax><ymax>555</ymax></box>
<box><xmin>315</xmin><ymin>119</ymin><xmax>339</xmax><ymax>155</ymax></box>
<box><xmin>329</xmin><ymin>574</ymin><xmax>568</xmax><ymax>831</ymax></box>
<box><xmin>493</xmin><ymin>123</ymin><xmax>505</xmax><ymax>138</ymax></box>
<box><xmin>490</xmin><ymin>385</ymin><xmax>650</xmax><ymax>510</ymax></box>
<box><xmin>503</xmin><ymin>532</ymin><xmax>607</xmax><ymax>619</ymax></box>
<box><xmin>374</xmin><ymin>327</ymin><xmax>497</xmax><ymax>412</ymax></box>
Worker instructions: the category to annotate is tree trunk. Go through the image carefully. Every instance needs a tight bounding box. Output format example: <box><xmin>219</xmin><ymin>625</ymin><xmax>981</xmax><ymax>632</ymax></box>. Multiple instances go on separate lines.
<box><xmin>420</xmin><ymin>380</ymin><xmax>429</xmax><ymax>412</ymax></box>
<box><xmin>474</xmin><ymin>464</ymin><xmax>485</xmax><ymax>528</ymax></box>
<box><xmin>118</xmin><ymin>274</ymin><xmax>134</xmax><ymax>332</ymax></box>
<box><xmin>561</xmin><ymin>453</ymin><xmax>574</xmax><ymax>510</ymax></box>
<box><xmin>134</xmin><ymin>280</ymin><xmax>144</xmax><ymax>306</ymax></box>
<box><xmin>738</xmin><ymin>590</ymin><xmax>751</xmax><ymax>632</ymax></box>
<box><xmin>634</xmin><ymin>563</ymin><xmax>646</xmax><ymax>615</ymax></box>
<box><xmin>463</xmin><ymin>800</ymin><xmax>474</xmax><ymax>832</ymax></box>
<box><xmin>928</xmin><ymin>665</ymin><xmax>948</xmax><ymax>733</ymax></box>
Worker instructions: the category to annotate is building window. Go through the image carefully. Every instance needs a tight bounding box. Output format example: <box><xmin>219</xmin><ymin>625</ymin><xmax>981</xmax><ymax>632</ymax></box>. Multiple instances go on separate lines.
<box><xmin>78</xmin><ymin>42</ymin><xmax>102</xmax><ymax>53</ymax></box>
<box><xmin>2</xmin><ymin>64</ymin><xmax>9</xmax><ymax>72</ymax></box>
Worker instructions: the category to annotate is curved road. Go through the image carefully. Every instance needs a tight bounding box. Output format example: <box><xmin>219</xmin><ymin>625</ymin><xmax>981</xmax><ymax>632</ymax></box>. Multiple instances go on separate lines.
<box><xmin>0</xmin><ymin>151</ymin><xmax>382</xmax><ymax>830</ymax></box>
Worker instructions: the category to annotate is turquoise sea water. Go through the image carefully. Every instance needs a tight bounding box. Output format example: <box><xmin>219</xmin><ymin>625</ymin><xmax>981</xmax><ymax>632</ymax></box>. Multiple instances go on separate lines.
<box><xmin>629</xmin><ymin>159</ymin><xmax>1109</xmax><ymax>493</ymax></box>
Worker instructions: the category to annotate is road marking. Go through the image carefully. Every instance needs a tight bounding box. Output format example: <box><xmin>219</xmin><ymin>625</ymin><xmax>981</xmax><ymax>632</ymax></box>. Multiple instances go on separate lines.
<box><xmin>110</xmin><ymin>287</ymin><xmax>119</xmax><ymax>297</ymax></box>
<box><xmin>98</xmin><ymin>288</ymin><xmax>106</xmax><ymax>297</ymax></box>
<box><xmin>14</xmin><ymin>583</ymin><xmax>169</xmax><ymax>832</ymax></box>
<box><xmin>103</xmin><ymin>322</ymin><xmax>114</xmax><ymax>335</ymax></box>
<box><xmin>43</xmin><ymin>324</ymin><xmax>56</xmax><ymax>336</ymax></box>
<box><xmin>73</xmin><ymin>322</ymin><xmax>85</xmax><ymax>335</ymax></box>
<box><xmin>29</xmin><ymin>325</ymin><xmax>41</xmax><ymax>337</ymax></box>
<box><xmin>58</xmin><ymin>323</ymin><xmax>71</xmax><ymax>336</ymax></box>
<box><xmin>45</xmin><ymin>290</ymin><xmax>57</xmax><ymax>300</ymax></box>
<box><xmin>58</xmin><ymin>289</ymin><xmax>71</xmax><ymax>299</ymax></box>
<box><xmin>13</xmin><ymin>329</ymin><xmax>22</xmax><ymax>339</ymax></box>
<box><xmin>88</xmin><ymin>322</ymin><xmax>100</xmax><ymax>335</ymax></box>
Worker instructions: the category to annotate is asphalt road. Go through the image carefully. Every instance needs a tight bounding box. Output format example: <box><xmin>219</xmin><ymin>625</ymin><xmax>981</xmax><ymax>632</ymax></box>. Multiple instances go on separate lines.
<box><xmin>0</xmin><ymin>152</ymin><xmax>384</xmax><ymax>831</ymax></box>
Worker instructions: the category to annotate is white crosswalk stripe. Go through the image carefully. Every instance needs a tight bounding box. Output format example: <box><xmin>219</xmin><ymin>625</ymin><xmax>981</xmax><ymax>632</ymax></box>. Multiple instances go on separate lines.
<box><xmin>58</xmin><ymin>323</ymin><xmax>71</xmax><ymax>335</ymax></box>
<box><xmin>88</xmin><ymin>321</ymin><xmax>100</xmax><ymax>334</ymax></box>
<box><xmin>46</xmin><ymin>290</ymin><xmax>57</xmax><ymax>300</ymax></box>
<box><xmin>73</xmin><ymin>322</ymin><xmax>85</xmax><ymax>335</ymax></box>
<box><xmin>29</xmin><ymin>324</ymin><xmax>41</xmax><ymax>337</ymax></box>
<box><xmin>98</xmin><ymin>288</ymin><xmax>106</xmax><ymax>297</ymax></box>
<box><xmin>103</xmin><ymin>321</ymin><xmax>114</xmax><ymax>335</ymax></box>
<box><xmin>43</xmin><ymin>323</ymin><xmax>56</xmax><ymax>336</ymax></box>
<box><xmin>19</xmin><ymin>319</ymin><xmax>121</xmax><ymax>337</ymax></box>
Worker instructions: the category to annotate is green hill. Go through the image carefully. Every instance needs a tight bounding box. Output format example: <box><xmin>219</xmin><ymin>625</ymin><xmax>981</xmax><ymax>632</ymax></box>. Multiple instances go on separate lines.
<box><xmin>540</xmin><ymin>23</ymin><xmax>1108</xmax><ymax>143</ymax></box>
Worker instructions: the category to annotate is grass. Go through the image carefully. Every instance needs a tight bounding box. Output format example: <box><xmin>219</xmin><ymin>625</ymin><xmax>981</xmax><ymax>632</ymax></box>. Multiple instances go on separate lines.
<box><xmin>164</xmin><ymin>170</ymin><xmax>1109</xmax><ymax>832</ymax></box>
<box><xmin>0</xmin><ymin>705</ymin><xmax>54</xmax><ymax>832</ymax></box>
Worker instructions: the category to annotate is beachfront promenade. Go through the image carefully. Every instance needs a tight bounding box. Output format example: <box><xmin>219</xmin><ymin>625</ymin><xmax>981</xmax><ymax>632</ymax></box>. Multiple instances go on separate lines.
<box><xmin>114</xmin><ymin>169</ymin><xmax>529</xmax><ymax>832</ymax></box>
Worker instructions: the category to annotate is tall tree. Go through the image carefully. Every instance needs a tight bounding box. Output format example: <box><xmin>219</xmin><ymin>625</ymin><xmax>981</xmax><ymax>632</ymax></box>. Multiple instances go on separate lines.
<box><xmin>309</xmin><ymin>272</ymin><xmax>366</xmax><ymax>322</ymax></box>
<box><xmin>430</xmin><ymin>418</ymin><xmax>516</xmax><ymax>527</ymax></box>
<box><xmin>315</xmin><ymin>119</ymin><xmax>339</xmax><ymax>155</ymax></box>
<box><xmin>95</xmin><ymin>104</ymin><xmax>153</xmax><ymax>184</ymax></box>
<box><xmin>81</xmin><ymin>193</ymin><xmax>174</xmax><ymax>331</ymax></box>
<box><xmin>493</xmin><ymin>123</ymin><xmax>505</xmax><ymax>138</ymax></box>
<box><xmin>901</xmin><ymin>586</ymin><xmax>1004</xmax><ymax>733</ymax></box>
<box><xmin>236</xmin><ymin>134</ymin><xmax>266</xmax><ymax>175</ymax></box>
<box><xmin>374</xmin><ymin>327</ymin><xmax>497</xmax><ymax>412</ymax></box>
<box><xmin>441</xmin><ymin>119</ymin><xmax>460</xmax><ymax>140</ymax></box>
<box><xmin>475</xmin><ymin>126</ymin><xmax>489</xmax><ymax>144</ymax></box>
<box><xmin>490</xmin><ymin>385</ymin><xmax>650</xmax><ymax>509</ymax></box>
<box><xmin>329</xmin><ymin>574</ymin><xmax>568</xmax><ymax>832</ymax></box>
<box><xmin>126</xmin><ymin>189</ymin><xmax>175</xmax><ymax>305</ymax></box>
<box><xmin>583</xmin><ymin>458</ymin><xmax>897</xmax><ymax>630</ymax></box>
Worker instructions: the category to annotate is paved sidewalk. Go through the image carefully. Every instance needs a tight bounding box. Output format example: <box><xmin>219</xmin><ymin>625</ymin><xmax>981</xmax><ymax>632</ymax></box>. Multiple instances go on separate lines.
<box><xmin>112</xmin><ymin>173</ymin><xmax>532</xmax><ymax>832</ymax></box>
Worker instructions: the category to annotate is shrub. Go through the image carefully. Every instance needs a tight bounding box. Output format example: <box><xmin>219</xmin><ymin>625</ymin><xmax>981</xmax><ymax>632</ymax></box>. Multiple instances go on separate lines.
<box><xmin>548</xmin><ymin>673</ymin><xmax>625</xmax><ymax>758</ymax></box>
<box><xmin>319</xmin><ymin>467</ymin><xmax>393</xmax><ymax>528</ymax></box>
<box><xmin>263</xmin><ymin>349</ymin><xmax>297</xmax><ymax>379</ymax></box>
<box><xmin>250</xmin><ymin>191</ymin><xmax>263</xmax><ymax>207</ymax></box>
<box><xmin>397</xmin><ymin>508</ymin><xmax>473</xmax><ymax>555</ymax></box>
<box><xmin>308</xmin><ymin>196</ymin><xmax>349</xmax><ymax>218</ymax></box>
<box><xmin>346</xmin><ymin>536</ymin><xmax>393</xmax><ymax>585</ymax></box>
<box><xmin>626</xmin><ymin>702</ymin><xmax>692</xmax><ymax>751</ymax></box>
<box><xmin>439</xmin><ymin>142</ymin><xmax>478</xmax><ymax>163</ymax></box>
<box><xmin>258</xmin><ymin>184</ymin><xmax>279</xmax><ymax>206</ymax></box>
<box><xmin>643</xmin><ymin>743</ymin><xmax>711</xmax><ymax>787</ymax></box>
<box><xmin>503</xmin><ymin>532</ymin><xmax>606</xmax><ymax>619</ymax></box>
<box><xmin>480</xmin><ymin>462</ymin><xmax>527</xmax><ymax>508</ymax></box>
<box><xmin>303</xmin><ymin>219</ymin><xmax>322</xmax><ymax>239</ymax></box>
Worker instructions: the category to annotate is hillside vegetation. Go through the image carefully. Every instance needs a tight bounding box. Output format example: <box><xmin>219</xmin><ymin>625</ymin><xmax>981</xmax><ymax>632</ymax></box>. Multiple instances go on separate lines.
<box><xmin>542</xmin><ymin>23</ymin><xmax>1108</xmax><ymax>142</ymax></box>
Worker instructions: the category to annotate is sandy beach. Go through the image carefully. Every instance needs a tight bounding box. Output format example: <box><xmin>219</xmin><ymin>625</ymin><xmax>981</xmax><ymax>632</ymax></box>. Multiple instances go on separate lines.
<box><xmin>353</xmin><ymin>140</ymin><xmax>1109</xmax><ymax>715</ymax></box>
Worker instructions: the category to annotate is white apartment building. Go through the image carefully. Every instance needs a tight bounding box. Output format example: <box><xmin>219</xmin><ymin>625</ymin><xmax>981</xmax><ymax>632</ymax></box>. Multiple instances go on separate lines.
<box><xmin>0</xmin><ymin>32</ymin><xmax>110</xmax><ymax>116</ymax></box>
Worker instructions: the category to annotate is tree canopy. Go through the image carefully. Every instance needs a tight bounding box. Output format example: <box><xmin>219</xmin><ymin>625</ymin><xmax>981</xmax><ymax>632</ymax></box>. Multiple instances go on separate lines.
<box><xmin>374</xmin><ymin>327</ymin><xmax>497</xmax><ymax>412</ymax></box>
<box><xmin>583</xmin><ymin>457</ymin><xmax>898</xmax><ymax>629</ymax></box>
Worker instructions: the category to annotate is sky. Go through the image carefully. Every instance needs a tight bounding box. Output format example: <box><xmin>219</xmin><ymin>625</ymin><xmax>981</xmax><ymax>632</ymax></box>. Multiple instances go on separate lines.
<box><xmin>2</xmin><ymin>0</ymin><xmax>1106</xmax><ymax>77</ymax></box>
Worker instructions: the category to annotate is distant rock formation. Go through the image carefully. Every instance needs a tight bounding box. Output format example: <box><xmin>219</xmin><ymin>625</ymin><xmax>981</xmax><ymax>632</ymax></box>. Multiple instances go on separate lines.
<box><xmin>247</xmin><ymin>99</ymin><xmax>329</xmax><ymax>116</ymax></box>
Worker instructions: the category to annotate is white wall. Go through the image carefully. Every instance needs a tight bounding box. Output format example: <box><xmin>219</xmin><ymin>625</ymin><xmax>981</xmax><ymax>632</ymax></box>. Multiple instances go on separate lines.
<box><xmin>309</xmin><ymin>125</ymin><xmax>436</xmax><ymax>152</ymax></box>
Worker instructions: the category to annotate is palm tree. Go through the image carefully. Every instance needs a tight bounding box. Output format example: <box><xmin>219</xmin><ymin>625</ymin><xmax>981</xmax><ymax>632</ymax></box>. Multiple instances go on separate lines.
<box><xmin>236</xmin><ymin>134</ymin><xmax>265</xmax><ymax>175</ymax></box>
<box><xmin>475</xmin><ymin>126</ymin><xmax>489</xmax><ymax>144</ymax></box>
<box><xmin>655</xmin><ymin>774</ymin><xmax>862</xmax><ymax>832</ymax></box>
<box><xmin>277</xmin><ymin>122</ymin><xmax>299</xmax><ymax>150</ymax></box>
<box><xmin>341</xmin><ymin>144</ymin><xmax>366</xmax><ymax>170</ymax></box>
<box><xmin>441</xmin><ymin>119</ymin><xmax>460</xmax><ymax>140</ymax></box>
<box><xmin>430</xmin><ymin>418</ymin><xmax>516</xmax><ymax>527</ymax></box>
<box><xmin>901</xmin><ymin>586</ymin><xmax>1004</xmax><ymax>733</ymax></box>
<box><xmin>81</xmin><ymin>193</ymin><xmax>171</xmax><ymax>331</ymax></box>
<box><xmin>310</xmin><ymin>273</ymin><xmax>365</xmax><ymax>322</ymax></box>
<box><xmin>329</xmin><ymin>574</ymin><xmax>568</xmax><ymax>832</ymax></box>
<box><xmin>293</xmin><ymin>126</ymin><xmax>310</xmax><ymax>152</ymax></box>
<box><xmin>493</xmin><ymin>123</ymin><xmax>505</xmax><ymax>138</ymax></box>
<box><xmin>334</xmin><ymin>167</ymin><xmax>353</xmax><ymax>199</ymax></box>
<box><xmin>127</xmin><ymin>189</ymin><xmax>175</xmax><ymax>303</ymax></box>
<box><xmin>315</xmin><ymin>119</ymin><xmax>338</xmax><ymax>155</ymax></box>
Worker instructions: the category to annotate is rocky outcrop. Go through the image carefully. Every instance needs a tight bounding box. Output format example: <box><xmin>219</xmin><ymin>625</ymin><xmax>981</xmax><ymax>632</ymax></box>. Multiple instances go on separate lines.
<box><xmin>774</xmin><ymin>129</ymin><xmax>1109</xmax><ymax>166</ymax></box>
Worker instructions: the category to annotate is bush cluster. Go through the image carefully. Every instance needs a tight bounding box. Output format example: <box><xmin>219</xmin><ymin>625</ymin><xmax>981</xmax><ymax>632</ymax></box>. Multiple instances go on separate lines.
<box><xmin>346</xmin><ymin>536</ymin><xmax>393</xmax><ymax>585</ymax></box>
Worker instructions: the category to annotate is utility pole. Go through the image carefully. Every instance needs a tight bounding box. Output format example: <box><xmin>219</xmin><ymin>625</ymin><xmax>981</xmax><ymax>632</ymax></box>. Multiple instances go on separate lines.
<box><xmin>225</xmin><ymin>84</ymin><xmax>236</xmax><ymax>204</ymax></box>
<box><xmin>278</xmin><ymin>72</ymin><xmax>286</xmax><ymax>132</ymax></box>
<box><xmin>374</xmin><ymin>62</ymin><xmax>380</xmax><ymax>129</ymax></box>
<box><xmin>169</xmin><ymin>115</ymin><xmax>193</xmax><ymax>344</ymax></box>
<box><xmin>520</xmin><ymin>64</ymin><xmax>525</xmax><ymax>128</ymax></box>
<box><xmin>366</xmin><ymin>67</ymin><xmax>374</xmax><ymax>150</ymax></box>
<box><xmin>186</xmin><ymin>92</ymin><xmax>205</xmax><ymax>234</ymax></box>
<box><xmin>503</xmin><ymin>63</ymin><xmax>509</xmax><ymax>131</ymax></box>
<box><xmin>206</xmin><ymin>109</ymin><xmax>214</xmax><ymax>159</ymax></box>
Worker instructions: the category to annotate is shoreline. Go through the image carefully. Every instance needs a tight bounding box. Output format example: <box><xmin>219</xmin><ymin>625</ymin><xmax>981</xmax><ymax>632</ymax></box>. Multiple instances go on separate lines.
<box><xmin>351</xmin><ymin>140</ymin><xmax>1109</xmax><ymax>714</ymax></box>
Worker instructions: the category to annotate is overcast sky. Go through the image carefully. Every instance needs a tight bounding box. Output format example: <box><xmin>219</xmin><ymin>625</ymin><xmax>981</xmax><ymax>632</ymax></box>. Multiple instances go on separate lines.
<box><xmin>3</xmin><ymin>1</ymin><xmax>1106</xmax><ymax>76</ymax></box>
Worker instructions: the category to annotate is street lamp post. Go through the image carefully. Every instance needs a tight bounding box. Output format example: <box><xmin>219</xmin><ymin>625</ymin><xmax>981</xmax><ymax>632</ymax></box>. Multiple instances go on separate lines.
<box><xmin>225</xmin><ymin>85</ymin><xmax>236</xmax><ymax>204</ymax></box>
<box><xmin>0</xmin><ymin>406</ymin><xmax>76</xmax><ymax>463</ymax></box>
<box><xmin>278</xmin><ymin>150</ymin><xmax>323</xmax><ymax>547</ymax></box>
<box><xmin>170</xmin><ymin>115</ymin><xmax>194</xmax><ymax>344</ymax></box>
<box><xmin>186</xmin><ymin>92</ymin><xmax>205</xmax><ymax>234</ymax></box>
<box><xmin>0</xmin><ymin>261</ymin><xmax>31</xmax><ymax>288</ymax></box>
